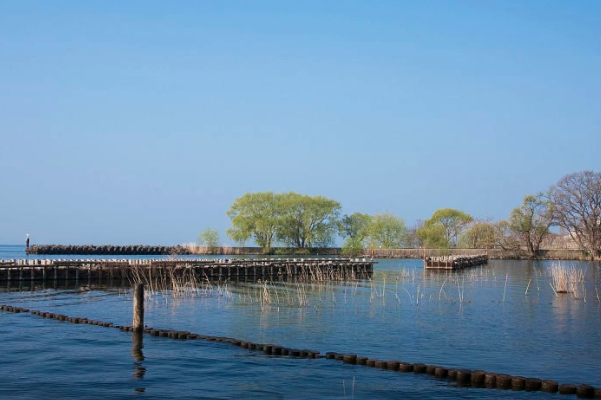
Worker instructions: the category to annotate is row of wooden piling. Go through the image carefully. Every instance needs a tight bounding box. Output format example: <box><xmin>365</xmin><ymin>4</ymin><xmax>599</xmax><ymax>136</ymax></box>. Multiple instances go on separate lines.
<box><xmin>27</xmin><ymin>244</ymin><xmax>191</xmax><ymax>255</ymax></box>
<box><xmin>0</xmin><ymin>258</ymin><xmax>374</xmax><ymax>282</ymax></box>
<box><xmin>424</xmin><ymin>254</ymin><xmax>489</xmax><ymax>270</ymax></box>
<box><xmin>1</xmin><ymin>304</ymin><xmax>599</xmax><ymax>398</ymax></box>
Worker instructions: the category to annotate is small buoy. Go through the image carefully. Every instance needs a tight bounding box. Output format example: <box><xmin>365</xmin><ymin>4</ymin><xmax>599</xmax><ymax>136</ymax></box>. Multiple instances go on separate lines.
<box><xmin>559</xmin><ymin>383</ymin><xmax>577</xmax><ymax>395</ymax></box>
<box><xmin>399</xmin><ymin>363</ymin><xmax>414</xmax><ymax>373</ymax></box>
<box><xmin>343</xmin><ymin>355</ymin><xmax>357</xmax><ymax>365</ymax></box>
<box><xmin>576</xmin><ymin>384</ymin><xmax>595</xmax><ymax>398</ymax></box>
<box><xmin>385</xmin><ymin>361</ymin><xmax>399</xmax><ymax>370</ymax></box>
<box><xmin>496</xmin><ymin>374</ymin><xmax>512</xmax><ymax>389</ymax></box>
<box><xmin>434</xmin><ymin>367</ymin><xmax>448</xmax><ymax>379</ymax></box>
<box><xmin>525</xmin><ymin>378</ymin><xmax>542</xmax><ymax>392</ymax></box>
<box><xmin>447</xmin><ymin>369</ymin><xmax>458</xmax><ymax>381</ymax></box>
<box><xmin>484</xmin><ymin>373</ymin><xmax>496</xmax><ymax>388</ymax></box>
<box><xmin>511</xmin><ymin>376</ymin><xmax>526</xmax><ymax>391</ymax></box>
<box><xmin>413</xmin><ymin>363</ymin><xmax>426</xmax><ymax>374</ymax></box>
<box><xmin>356</xmin><ymin>357</ymin><xmax>368</xmax><ymax>365</ymax></box>
<box><xmin>471</xmin><ymin>370</ymin><xmax>486</xmax><ymax>387</ymax></box>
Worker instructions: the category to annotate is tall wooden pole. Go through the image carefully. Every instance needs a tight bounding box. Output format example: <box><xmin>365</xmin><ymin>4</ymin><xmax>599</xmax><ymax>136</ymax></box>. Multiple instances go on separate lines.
<box><xmin>133</xmin><ymin>284</ymin><xmax>144</xmax><ymax>332</ymax></box>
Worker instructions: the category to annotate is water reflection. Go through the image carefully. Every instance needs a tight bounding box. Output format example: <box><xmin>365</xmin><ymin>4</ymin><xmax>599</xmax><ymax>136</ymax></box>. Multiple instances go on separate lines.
<box><xmin>131</xmin><ymin>331</ymin><xmax>146</xmax><ymax>393</ymax></box>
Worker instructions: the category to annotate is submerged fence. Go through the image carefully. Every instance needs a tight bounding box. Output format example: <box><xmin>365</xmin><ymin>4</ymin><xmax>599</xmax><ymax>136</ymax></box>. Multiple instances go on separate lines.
<box><xmin>1</xmin><ymin>302</ymin><xmax>599</xmax><ymax>398</ymax></box>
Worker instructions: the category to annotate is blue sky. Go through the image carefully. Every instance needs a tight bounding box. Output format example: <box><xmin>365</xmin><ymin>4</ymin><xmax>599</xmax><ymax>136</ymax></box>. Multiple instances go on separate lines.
<box><xmin>1</xmin><ymin>1</ymin><xmax>599</xmax><ymax>245</ymax></box>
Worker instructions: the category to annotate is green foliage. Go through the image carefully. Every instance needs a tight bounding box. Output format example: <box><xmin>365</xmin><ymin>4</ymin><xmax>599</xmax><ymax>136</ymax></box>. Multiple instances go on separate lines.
<box><xmin>226</xmin><ymin>191</ymin><xmax>341</xmax><ymax>251</ymax></box>
<box><xmin>367</xmin><ymin>213</ymin><xmax>407</xmax><ymax>248</ymax></box>
<box><xmin>459</xmin><ymin>220</ymin><xmax>497</xmax><ymax>249</ymax></box>
<box><xmin>418</xmin><ymin>208</ymin><xmax>473</xmax><ymax>249</ymax></box>
<box><xmin>507</xmin><ymin>193</ymin><xmax>554</xmax><ymax>257</ymax></box>
<box><xmin>276</xmin><ymin>192</ymin><xmax>341</xmax><ymax>249</ymax></box>
<box><xmin>339</xmin><ymin>213</ymin><xmax>372</xmax><ymax>241</ymax></box>
<box><xmin>417</xmin><ymin>224</ymin><xmax>448</xmax><ymax>249</ymax></box>
<box><xmin>226</xmin><ymin>192</ymin><xmax>280</xmax><ymax>253</ymax></box>
<box><xmin>341</xmin><ymin>236</ymin><xmax>365</xmax><ymax>257</ymax></box>
<box><xmin>197</xmin><ymin>228</ymin><xmax>220</xmax><ymax>253</ymax></box>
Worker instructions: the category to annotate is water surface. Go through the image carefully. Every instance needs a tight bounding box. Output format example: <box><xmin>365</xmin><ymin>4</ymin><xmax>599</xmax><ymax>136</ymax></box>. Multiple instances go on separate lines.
<box><xmin>1</xmin><ymin>245</ymin><xmax>600</xmax><ymax>399</ymax></box>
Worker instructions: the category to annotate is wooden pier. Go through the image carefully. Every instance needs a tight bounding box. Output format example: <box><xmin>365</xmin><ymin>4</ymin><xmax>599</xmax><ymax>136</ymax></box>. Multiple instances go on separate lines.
<box><xmin>424</xmin><ymin>254</ymin><xmax>488</xmax><ymax>270</ymax></box>
<box><xmin>0</xmin><ymin>258</ymin><xmax>374</xmax><ymax>283</ymax></box>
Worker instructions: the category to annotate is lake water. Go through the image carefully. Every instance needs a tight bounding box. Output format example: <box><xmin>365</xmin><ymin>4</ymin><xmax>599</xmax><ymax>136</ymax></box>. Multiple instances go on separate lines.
<box><xmin>1</xmin><ymin>245</ymin><xmax>600</xmax><ymax>399</ymax></box>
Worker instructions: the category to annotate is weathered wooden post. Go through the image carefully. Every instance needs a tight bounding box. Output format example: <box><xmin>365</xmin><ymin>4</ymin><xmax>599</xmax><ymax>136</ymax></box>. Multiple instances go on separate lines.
<box><xmin>133</xmin><ymin>284</ymin><xmax>144</xmax><ymax>332</ymax></box>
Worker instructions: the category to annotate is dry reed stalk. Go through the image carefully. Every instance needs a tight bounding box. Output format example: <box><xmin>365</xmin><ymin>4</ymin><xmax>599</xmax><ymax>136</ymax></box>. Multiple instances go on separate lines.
<box><xmin>550</xmin><ymin>265</ymin><xmax>568</xmax><ymax>293</ymax></box>
<box><xmin>548</xmin><ymin>263</ymin><xmax>585</xmax><ymax>299</ymax></box>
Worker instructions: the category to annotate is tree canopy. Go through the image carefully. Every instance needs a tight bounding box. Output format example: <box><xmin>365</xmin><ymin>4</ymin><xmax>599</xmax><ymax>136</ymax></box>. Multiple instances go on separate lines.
<box><xmin>417</xmin><ymin>208</ymin><xmax>473</xmax><ymax>249</ymax></box>
<box><xmin>277</xmin><ymin>192</ymin><xmax>341</xmax><ymax>248</ymax></box>
<box><xmin>339</xmin><ymin>213</ymin><xmax>372</xmax><ymax>241</ymax></box>
<box><xmin>198</xmin><ymin>227</ymin><xmax>220</xmax><ymax>253</ymax></box>
<box><xmin>367</xmin><ymin>213</ymin><xmax>407</xmax><ymax>249</ymax></box>
<box><xmin>459</xmin><ymin>220</ymin><xmax>497</xmax><ymax>249</ymax></box>
<box><xmin>226</xmin><ymin>191</ymin><xmax>340</xmax><ymax>252</ymax></box>
<box><xmin>506</xmin><ymin>193</ymin><xmax>554</xmax><ymax>257</ymax></box>
<box><xmin>226</xmin><ymin>192</ymin><xmax>280</xmax><ymax>253</ymax></box>
<box><xmin>550</xmin><ymin>171</ymin><xmax>601</xmax><ymax>258</ymax></box>
<box><xmin>220</xmin><ymin>170</ymin><xmax>601</xmax><ymax>258</ymax></box>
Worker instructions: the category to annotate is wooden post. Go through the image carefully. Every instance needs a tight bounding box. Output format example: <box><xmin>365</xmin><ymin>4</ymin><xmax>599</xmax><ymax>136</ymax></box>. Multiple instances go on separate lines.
<box><xmin>133</xmin><ymin>284</ymin><xmax>144</xmax><ymax>332</ymax></box>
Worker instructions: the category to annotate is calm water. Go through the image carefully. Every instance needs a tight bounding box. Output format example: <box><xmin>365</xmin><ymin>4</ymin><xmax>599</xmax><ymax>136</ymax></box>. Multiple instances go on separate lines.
<box><xmin>1</xmin><ymin>245</ymin><xmax>600</xmax><ymax>399</ymax></box>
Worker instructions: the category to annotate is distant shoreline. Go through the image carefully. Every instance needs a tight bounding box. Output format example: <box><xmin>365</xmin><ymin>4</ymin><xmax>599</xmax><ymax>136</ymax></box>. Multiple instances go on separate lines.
<box><xmin>23</xmin><ymin>244</ymin><xmax>594</xmax><ymax>261</ymax></box>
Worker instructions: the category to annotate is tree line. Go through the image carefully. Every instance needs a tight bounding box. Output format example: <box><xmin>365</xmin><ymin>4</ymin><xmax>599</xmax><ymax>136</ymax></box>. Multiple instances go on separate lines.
<box><xmin>198</xmin><ymin>171</ymin><xmax>601</xmax><ymax>258</ymax></box>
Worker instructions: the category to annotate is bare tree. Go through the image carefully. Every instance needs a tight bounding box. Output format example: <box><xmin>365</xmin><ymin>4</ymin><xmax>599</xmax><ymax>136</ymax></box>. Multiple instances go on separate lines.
<box><xmin>550</xmin><ymin>171</ymin><xmax>601</xmax><ymax>259</ymax></box>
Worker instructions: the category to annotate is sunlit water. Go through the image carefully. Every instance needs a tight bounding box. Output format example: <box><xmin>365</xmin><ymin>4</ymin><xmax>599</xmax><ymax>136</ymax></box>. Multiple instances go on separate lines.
<box><xmin>1</xmin><ymin>245</ymin><xmax>600</xmax><ymax>399</ymax></box>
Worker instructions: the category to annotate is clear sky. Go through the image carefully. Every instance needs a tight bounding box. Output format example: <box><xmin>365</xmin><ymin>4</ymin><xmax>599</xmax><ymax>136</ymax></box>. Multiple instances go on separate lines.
<box><xmin>1</xmin><ymin>1</ymin><xmax>599</xmax><ymax>246</ymax></box>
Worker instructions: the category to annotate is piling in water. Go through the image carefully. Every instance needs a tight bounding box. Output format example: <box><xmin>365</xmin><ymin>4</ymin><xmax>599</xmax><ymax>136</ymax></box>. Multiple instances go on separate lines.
<box><xmin>133</xmin><ymin>284</ymin><xmax>144</xmax><ymax>332</ymax></box>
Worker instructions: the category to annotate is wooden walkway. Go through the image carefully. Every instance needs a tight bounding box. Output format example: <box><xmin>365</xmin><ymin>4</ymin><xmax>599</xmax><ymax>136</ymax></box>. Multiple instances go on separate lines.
<box><xmin>424</xmin><ymin>254</ymin><xmax>488</xmax><ymax>270</ymax></box>
<box><xmin>0</xmin><ymin>258</ymin><xmax>374</xmax><ymax>283</ymax></box>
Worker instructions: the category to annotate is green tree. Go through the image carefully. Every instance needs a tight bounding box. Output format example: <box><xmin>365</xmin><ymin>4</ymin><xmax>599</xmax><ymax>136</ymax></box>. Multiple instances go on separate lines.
<box><xmin>459</xmin><ymin>220</ymin><xmax>497</xmax><ymax>249</ymax></box>
<box><xmin>226</xmin><ymin>192</ymin><xmax>280</xmax><ymax>254</ymax></box>
<box><xmin>507</xmin><ymin>193</ymin><xmax>554</xmax><ymax>257</ymax></box>
<box><xmin>198</xmin><ymin>228</ymin><xmax>220</xmax><ymax>254</ymax></box>
<box><xmin>277</xmin><ymin>192</ymin><xmax>341</xmax><ymax>248</ymax></box>
<box><xmin>339</xmin><ymin>213</ymin><xmax>372</xmax><ymax>241</ymax></box>
<box><xmin>417</xmin><ymin>208</ymin><xmax>473</xmax><ymax>248</ymax></box>
<box><xmin>367</xmin><ymin>213</ymin><xmax>407</xmax><ymax>249</ymax></box>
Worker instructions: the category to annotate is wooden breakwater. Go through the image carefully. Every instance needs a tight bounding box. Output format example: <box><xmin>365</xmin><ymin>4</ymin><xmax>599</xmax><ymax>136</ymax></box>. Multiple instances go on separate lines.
<box><xmin>26</xmin><ymin>245</ymin><xmax>597</xmax><ymax>260</ymax></box>
<box><xmin>2</xmin><ymin>305</ymin><xmax>600</xmax><ymax>397</ymax></box>
<box><xmin>424</xmin><ymin>254</ymin><xmax>488</xmax><ymax>270</ymax></box>
<box><xmin>26</xmin><ymin>244</ymin><xmax>343</xmax><ymax>256</ymax></box>
<box><xmin>0</xmin><ymin>258</ymin><xmax>374</xmax><ymax>283</ymax></box>
<box><xmin>27</xmin><ymin>244</ymin><xmax>194</xmax><ymax>256</ymax></box>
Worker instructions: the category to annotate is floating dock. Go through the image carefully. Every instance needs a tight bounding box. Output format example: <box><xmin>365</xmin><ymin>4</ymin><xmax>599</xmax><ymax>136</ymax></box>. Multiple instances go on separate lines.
<box><xmin>424</xmin><ymin>254</ymin><xmax>488</xmax><ymax>270</ymax></box>
<box><xmin>0</xmin><ymin>258</ymin><xmax>374</xmax><ymax>283</ymax></box>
